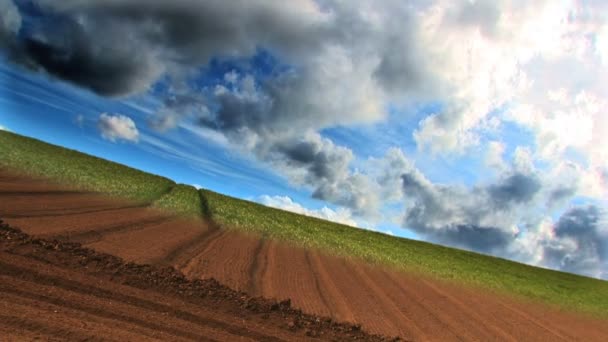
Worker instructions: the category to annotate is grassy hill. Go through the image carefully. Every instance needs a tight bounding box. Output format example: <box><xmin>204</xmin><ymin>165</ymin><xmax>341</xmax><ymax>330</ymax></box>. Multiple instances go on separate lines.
<box><xmin>1</xmin><ymin>130</ymin><xmax>607</xmax><ymax>317</ymax></box>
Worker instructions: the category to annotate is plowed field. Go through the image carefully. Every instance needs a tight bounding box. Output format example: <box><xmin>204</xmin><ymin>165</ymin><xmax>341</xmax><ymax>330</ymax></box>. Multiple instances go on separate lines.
<box><xmin>1</xmin><ymin>169</ymin><xmax>607</xmax><ymax>341</ymax></box>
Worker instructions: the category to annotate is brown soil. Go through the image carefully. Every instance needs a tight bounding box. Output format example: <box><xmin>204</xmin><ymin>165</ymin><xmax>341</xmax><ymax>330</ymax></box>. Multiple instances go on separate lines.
<box><xmin>1</xmin><ymin>169</ymin><xmax>607</xmax><ymax>341</ymax></box>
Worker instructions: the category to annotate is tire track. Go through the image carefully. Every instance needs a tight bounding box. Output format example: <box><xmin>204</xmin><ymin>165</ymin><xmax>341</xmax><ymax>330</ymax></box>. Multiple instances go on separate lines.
<box><xmin>1</xmin><ymin>297</ymin><xmax>174</xmax><ymax>342</ymax></box>
<box><xmin>248</xmin><ymin>237</ymin><xmax>267</xmax><ymax>295</ymax></box>
<box><xmin>0</xmin><ymin>286</ymin><xmax>218</xmax><ymax>342</ymax></box>
<box><xmin>172</xmin><ymin>229</ymin><xmax>227</xmax><ymax>273</ymax></box>
<box><xmin>0</xmin><ymin>260</ymin><xmax>284</xmax><ymax>342</ymax></box>
<box><xmin>352</xmin><ymin>264</ymin><xmax>427</xmax><ymax>341</ymax></box>
<box><xmin>53</xmin><ymin>215</ymin><xmax>175</xmax><ymax>244</ymax></box>
<box><xmin>381</xmin><ymin>271</ymin><xmax>467</xmax><ymax>341</ymax></box>
<box><xmin>418</xmin><ymin>278</ymin><xmax>520</xmax><ymax>341</ymax></box>
<box><xmin>304</xmin><ymin>250</ymin><xmax>334</xmax><ymax>317</ymax></box>
<box><xmin>307</xmin><ymin>252</ymin><xmax>356</xmax><ymax>324</ymax></box>
<box><xmin>160</xmin><ymin>223</ymin><xmax>220</xmax><ymax>266</ymax></box>
<box><xmin>0</xmin><ymin>313</ymin><xmax>112</xmax><ymax>342</ymax></box>
<box><xmin>1</xmin><ymin>203</ymin><xmax>151</xmax><ymax>219</ymax></box>
<box><xmin>328</xmin><ymin>258</ymin><xmax>402</xmax><ymax>336</ymax></box>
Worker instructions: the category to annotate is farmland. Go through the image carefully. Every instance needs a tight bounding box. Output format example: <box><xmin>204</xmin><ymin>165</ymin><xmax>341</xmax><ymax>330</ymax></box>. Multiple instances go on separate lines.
<box><xmin>1</xmin><ymin>130</ymin><xmax>608</xmax><ymax>317</ymax></box>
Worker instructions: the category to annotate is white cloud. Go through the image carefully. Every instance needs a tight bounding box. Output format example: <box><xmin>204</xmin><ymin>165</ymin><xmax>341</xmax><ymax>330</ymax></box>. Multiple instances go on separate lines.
<box><xmin>0</xmin><ymin>0</ymin><xmax>21</xmax><ymax>38</ymax></box>
<box><xmin>97</xmin><ymin>113</ymin><xmax>139</xmax><ymax>143</ymax></box>
<box><xmin>485</xmin><ymin>141</ymin><xmax>506</xmax><ymax>171</ymax></box>
<box><xmin>258</xmin><ymin>195</ymin><xmax>358</xmax><ymax>227</ymax></box>
<box><xmin>413</xmin><ymin>0</ymin><xmax>608</xmax><ymax>171</ymax></box>
<box><xmin>0</xmin><ymin>124</ymin><xmax>10</xmax><ymax>132</ymax></box>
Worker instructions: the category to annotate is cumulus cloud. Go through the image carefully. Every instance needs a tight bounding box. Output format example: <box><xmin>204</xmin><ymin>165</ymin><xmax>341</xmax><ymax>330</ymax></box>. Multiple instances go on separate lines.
<box><xmin>542</xmin><ymin>206</ymin><xmax>608</xmax><ymax>278</ymax></box>
<box><xmin>97</xmin><ymin>113</ymin><xmax>140</xmax><ymax>142</ymax></box>
<box><xmin>400</xmin><ymin>165</ymin><xmax>541</xmax><ymax>253</ymax></box>
<box><xmin>258</xmin><ymin>195</ymin><xmax>357</xmax><ymax>227</ymax></box>
<box><xmin>0</xmin><ymin>124</ymin><xmax>11</xmax><ymax>132</ymax></box>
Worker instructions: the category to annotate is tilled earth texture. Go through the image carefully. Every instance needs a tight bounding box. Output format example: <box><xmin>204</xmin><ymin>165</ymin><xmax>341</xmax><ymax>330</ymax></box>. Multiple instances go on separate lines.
<box><xmin>1</xmin><ymin>169</ymin><xmax>608</xmax><ymax>341</ymax></box>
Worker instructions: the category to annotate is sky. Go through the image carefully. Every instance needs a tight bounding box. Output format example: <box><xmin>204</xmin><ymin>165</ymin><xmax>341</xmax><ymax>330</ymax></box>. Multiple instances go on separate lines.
<box><xmin>0</xmin><ymin>0</ymin><xmax>607</xmax><ymax>279</ymax></box>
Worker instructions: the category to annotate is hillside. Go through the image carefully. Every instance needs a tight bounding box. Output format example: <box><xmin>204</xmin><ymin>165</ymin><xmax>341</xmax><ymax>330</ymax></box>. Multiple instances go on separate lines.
<box><xmin>1</xmin><ymin>130</ymin><xmax>607</xmax><ymax>317</ymax></box>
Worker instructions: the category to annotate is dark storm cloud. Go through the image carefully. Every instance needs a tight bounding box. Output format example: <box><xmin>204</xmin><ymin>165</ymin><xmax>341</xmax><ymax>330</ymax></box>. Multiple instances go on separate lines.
<box><xmin>488</xmin><ymin>173</ymin><xmax>541</xmax><ymax>206</ymax></box>
<box><xmin>276</xmin><ymin>139</ymin><xmax>351</xmax><ymax>181</ymax></box>
<box><xmin>432</xmin><ymin>224</ymin><xmax>513</xmax><ymax>253</ymax></box>
<box><xmin>4</xmin><ymin>0</ymin><xmax>330</xmax><ymax>97</ymax></box>
<box><xmin>22</xmin><ymin>35</ymin><xmax>160</xmax><ymax>97</ymax></box>
<box><xmin>400</xmin><ymin>169</ymin><xmax>541</xmax><ymax>253</ymax></box>
<box><xmin>547</xmin><ymin>186</ymin><xmax>577</xmax><ymax>206</ymax></box>
<box><xmin>542</xmin><ymin>206</ymin><xmax>607</xmax><ymax>277</ymax></box>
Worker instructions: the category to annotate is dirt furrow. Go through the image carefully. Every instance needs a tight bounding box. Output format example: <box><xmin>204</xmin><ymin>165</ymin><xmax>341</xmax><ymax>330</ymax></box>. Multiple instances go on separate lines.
<box><xmin>0</xmin><ymin>313</ymin><xmax>115</xmax><ymax>342</ymax></box>
<box><xmin>5</xmin><ymin>207</ymin><xmax>169</xmax><ymax>239</ymax></box>
<box><xmin>0</xmin><ymin>294</ymin><xmax>183</xmax><ymax>342</ymax></box>
<box><xmin>82</xmin><ymin>219</ymin><xmax>209</xmax><ymax>265</ymax></box>
<box><xmin>160</xmin><ymin>223</ymin><xmax>221</xmax><ymax>266</ymax></box>
<box><xmin>61</xmin><ymin>216</ymin><xmax>175</xmax><ymax>244</ymax></box>
<box><xmin>247</xmin><ymin>238</ymin><xmax>268</xmax><ymax>294</ymax></box>
<box><xmin>307</xmin><ymin>251</ymin><xmax>357</xmax><ymax>324</ymax></box>
<box><xmin>0</xmin><ymin>254</ymin><xmax>287</xmax><ymax>342</ymax></box>
<box><xmin>181</xmin><ymin>231</ymin><xmax>261</xmax><ymax>289</ymax></box>
<box><xmin>0</xmin><ymin>220</ymin><xmax>394</xmax><ymax>341</ymax></box>
<box><xmin>1</xmin><ymin>203</ymin><xmax>150</xmax><ymax>219</ymax></box>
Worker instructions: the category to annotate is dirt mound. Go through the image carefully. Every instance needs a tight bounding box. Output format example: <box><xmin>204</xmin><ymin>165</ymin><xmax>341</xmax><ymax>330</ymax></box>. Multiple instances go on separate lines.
<box><xmin>0</xmin><ymin>221</ymin><xmax>398</xmax><ymax>341</ymax></box>
<box><xmin>2</xmin><ymin>170</ymin><xmax>608</xmax><ymax>341</ymax></box>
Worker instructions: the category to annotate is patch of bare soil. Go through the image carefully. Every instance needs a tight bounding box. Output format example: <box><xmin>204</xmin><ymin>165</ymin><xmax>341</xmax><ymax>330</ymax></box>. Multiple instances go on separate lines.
<box><xmin>0</xmin><ymin>221</ymin><xmax>397</xmax><ymax>341</ymax></box>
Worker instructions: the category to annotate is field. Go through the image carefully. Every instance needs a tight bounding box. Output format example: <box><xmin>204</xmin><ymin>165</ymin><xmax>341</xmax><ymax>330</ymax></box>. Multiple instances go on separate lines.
<box><xmin>2</xmin><ymin>171</ymin><xmax>607</xmax><ymax>340</ymax></box>
<box><xmin>2</xmin><ymin>130</ymin><xmax>608</xmax><ymax>318</ymax></box>
<box><xmin>0</xmin><ymin>220</ymin><xmax>387</xmax><ymax>341</ymax></box>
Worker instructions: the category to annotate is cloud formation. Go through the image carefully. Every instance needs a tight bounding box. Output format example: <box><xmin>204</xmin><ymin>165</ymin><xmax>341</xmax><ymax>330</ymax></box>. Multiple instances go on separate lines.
<box><xmin>543</xmin><ymin>206</ymin><xmax>608</xmax><ymax>278</ymax></box>
<box><xmin>258</xmin><ymin>195</ymin><xmax>357</xmax><ymax>227</ymax></box>
<box><xmin>0</xmin><ymin>0</ymin><xmax>20</xmax><ymax>41</ymax></box>
<box><xmin>396</xmin><ymin>152</ymin><xmax>540</xmax><ymax>253</ymax></box>
<box><xmin>97</xmin><ymin>113</ymin><xmax>140</xmax><ymax>143</ymax></box>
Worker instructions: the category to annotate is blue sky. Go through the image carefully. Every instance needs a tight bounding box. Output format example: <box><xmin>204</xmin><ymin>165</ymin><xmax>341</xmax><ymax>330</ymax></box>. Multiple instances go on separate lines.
<box><xmin>1</xmin><ymin>0</ymin><xmax>607</xmax><ymax>279</ymax></box>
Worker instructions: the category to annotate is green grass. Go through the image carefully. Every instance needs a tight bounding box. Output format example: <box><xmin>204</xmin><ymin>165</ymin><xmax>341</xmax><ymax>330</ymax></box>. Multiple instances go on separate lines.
<box><xmin>2</xmin><ymin>130</ymin><xmax>608</xmax><ymax>317</ymax></box>
<box><xmin>0</xmin><ymin>131</ymin><xmax>173</xmax><ymax>203</ymax></box>
<box><xmin>153</xmin><ymin>184</ymin><xmax>203</xmax><ymax>217</ymax></box>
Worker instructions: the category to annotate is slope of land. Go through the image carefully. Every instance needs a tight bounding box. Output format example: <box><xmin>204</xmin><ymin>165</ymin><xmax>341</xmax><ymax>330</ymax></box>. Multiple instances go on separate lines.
<box><xmin>1</xmin><ymin>170</ymin><xmax>607</xmax><ymax>341</ymax></box>
<box><xmin>2</xmin><ymin>130</ymin><xmax>608</xmax><ymax>317</ymax></box>
<box><xmin>0</xmin><ymin>220</ymin><xmax>394</xmax><ymax>342</ymax></box>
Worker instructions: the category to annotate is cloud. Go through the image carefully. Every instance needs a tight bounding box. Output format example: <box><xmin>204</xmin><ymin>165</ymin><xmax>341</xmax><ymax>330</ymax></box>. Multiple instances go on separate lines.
<box><xmin>485</xmin><ymin>141</ymin><xmax>506</xmax><ymax>171</ymax></box>
<box><xmin>0</xmin><ymin>0</ymin><xmax>20</xmax><ymax>40</ymax></box>
<box><xmin>97</xmin><ymin>113</ymin><xmax>139</xmax><ymax>142</ymax></box>
<box><xmin>542</xmin><ymin>206</ymin><xmax>608</xmax><ymax>278</ymax></box>
<box><xmin>0</xmin><ymin>124</ymin><xmax>11</xmax><ymax>132</ymax></box>
<box><xmin>258</xmin><ymin>194</ymin><xmax>357</xmax><ymax>227</ymax></box>
<box><xmin>397</xmin><ymin>152</ymin><xmax>542</xmax><ymax>253</ymax></box>
<box><xmin>414</xmin><ymin>0</ymin><xmax>608</xmax><ymax>166</ymax></box>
